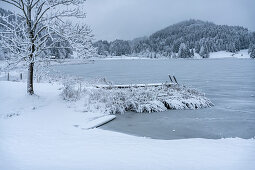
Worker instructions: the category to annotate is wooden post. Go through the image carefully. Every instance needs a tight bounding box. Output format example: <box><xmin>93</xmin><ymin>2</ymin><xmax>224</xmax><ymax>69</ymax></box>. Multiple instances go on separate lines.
<box><xmin>7</xmin><ymin>73</ymin><xmax>9</xmax><ymax>81</ymax></box>
<box><xmin>168</xmin><ymin>75</ymin><xmax>173</xmax><ymax>82</ymax></box>
<box><xmin>173</xmin><ymin>76</ymin><xmax>178</xmax><ymax>84</ymax></box>
<box><xmin>37</xmin><ymin>76</ymin><xmax>41</xmax><ymax>83</ymax></box>
<box><xmin>20</xmin><ymin>73</ymin><xmax>22</xmax><ymax>80</ymax></box>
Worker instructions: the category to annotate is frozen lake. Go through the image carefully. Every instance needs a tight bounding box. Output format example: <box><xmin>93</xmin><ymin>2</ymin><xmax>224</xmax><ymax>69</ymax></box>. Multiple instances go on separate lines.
<box><xmin>55</xmin><ymin>58</ymin><xmax>255</xmax><ymax>139</ymax></box>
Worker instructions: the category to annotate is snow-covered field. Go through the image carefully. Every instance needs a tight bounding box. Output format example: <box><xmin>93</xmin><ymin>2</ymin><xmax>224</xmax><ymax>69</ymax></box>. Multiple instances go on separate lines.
<box><xmin>0</xmin><ymin>81</ymin><xmax>254</xmax><ymax>170</ymax></box>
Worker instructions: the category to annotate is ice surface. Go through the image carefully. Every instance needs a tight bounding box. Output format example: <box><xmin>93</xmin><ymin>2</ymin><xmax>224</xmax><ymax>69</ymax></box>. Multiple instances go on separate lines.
<box><xmin>55</xmin><ymin>58</ymin><xmax>255</xmax><ymax>139</ymax></box>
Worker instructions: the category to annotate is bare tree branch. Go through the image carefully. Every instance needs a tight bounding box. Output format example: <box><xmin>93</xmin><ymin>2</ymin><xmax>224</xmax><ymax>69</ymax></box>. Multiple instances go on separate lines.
<box><xmin>0</xmin><ymin>0</ymin><xmax>22</xmax><ymax>9</ymax></box>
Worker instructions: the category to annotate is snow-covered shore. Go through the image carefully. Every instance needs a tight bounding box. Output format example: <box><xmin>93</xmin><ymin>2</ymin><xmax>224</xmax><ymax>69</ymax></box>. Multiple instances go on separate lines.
<box><xmin>0</xmin><ymin>81</ymin><xmax>254</xmax><ymax>170</ymax></box>
<box><xmin>209</xmin><ymin>49</ymin><xmax>250</xmax><ymax>59</ymax></box>
<box><xmin>92</xmin><ymin>49</ymin><xmax>251</xmax><ymax>60</ymax></box>
<box><xmin>0</xmin><ymin>50</ymin><xmax>251</xmax><ymax>75</ymax></box>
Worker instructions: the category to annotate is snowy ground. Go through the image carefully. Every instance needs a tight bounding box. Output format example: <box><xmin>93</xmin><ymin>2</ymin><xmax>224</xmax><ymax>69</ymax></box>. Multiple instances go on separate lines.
<box><xmin>0</xmin><ymin>81</ymin><xmax>255</xmax><ymax>170</ymax></box>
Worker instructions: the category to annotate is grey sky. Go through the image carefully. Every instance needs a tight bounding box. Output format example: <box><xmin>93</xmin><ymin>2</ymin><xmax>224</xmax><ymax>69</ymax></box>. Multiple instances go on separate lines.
<box><xmin>1</xmin><ymin>0</ymin><xmax>254</xmax><ymax>41</ymax></box>
<box><xmin>84</xmin><ymin>0</ymin><xmax>255</xmax><ymax>41</ymax></box>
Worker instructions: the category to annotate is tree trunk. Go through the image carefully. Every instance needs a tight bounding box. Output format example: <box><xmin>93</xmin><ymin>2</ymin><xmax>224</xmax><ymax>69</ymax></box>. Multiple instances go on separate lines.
<box><xmin>26</xmin><ymin>3</ymin><xmax>35</xmax><ymax>95</ymax></box>
<box><xmin>27</xmin><ymin>62</ymin><xmax>34</xmax><ymax>95</ymax></box>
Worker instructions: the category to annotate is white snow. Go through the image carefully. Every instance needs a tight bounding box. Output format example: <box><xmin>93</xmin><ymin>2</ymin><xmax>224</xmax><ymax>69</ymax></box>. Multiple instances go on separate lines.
<box><xmin>0</xmin><ymin>81</ymin><xmax>254</xmax><ymax>170</ymax></box>
<box><xmin>209</xmin><ymin>50</ymin><xmax>250</xmax><ymax>59</ymax></box>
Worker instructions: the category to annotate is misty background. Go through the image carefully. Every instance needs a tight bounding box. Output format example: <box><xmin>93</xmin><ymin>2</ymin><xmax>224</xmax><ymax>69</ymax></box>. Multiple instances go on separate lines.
<box><xmin>0</xmin><ymin>0</ymin><xmax>254</xmax><ymax>41</ymax></box>
<box><xmin>84</xmin><ymin>0</ymin><xmax>255</xmax><ymax>41</ymax></box>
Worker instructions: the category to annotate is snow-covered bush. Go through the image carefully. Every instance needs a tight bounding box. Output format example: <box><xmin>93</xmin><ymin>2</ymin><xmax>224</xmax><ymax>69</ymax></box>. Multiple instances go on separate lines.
<box><xmin>86</xmin><ymin>87</ymin><xmax>167</xmax><ymax>114</ymax></box>
<box><xmin>61</xmin><ymin>83</ymin><xmax>213</xmax><ymax>114</ymax></box>
<box><xmin>61</xmin><ymin>84</ymin><xmax>82</xmax><ymax>101</ymax></box>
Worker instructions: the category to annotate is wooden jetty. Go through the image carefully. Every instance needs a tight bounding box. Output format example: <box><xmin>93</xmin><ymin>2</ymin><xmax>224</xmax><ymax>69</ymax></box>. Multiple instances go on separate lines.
<box><xmin>96</xmin><ymin>75</ymin><xmax>179</xmax><ymax>89</ymax></box>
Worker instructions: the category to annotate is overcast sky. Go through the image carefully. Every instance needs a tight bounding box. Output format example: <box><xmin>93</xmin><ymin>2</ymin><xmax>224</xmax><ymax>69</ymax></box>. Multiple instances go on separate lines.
<box><xmin>1</xmin><ymin>0</ymin><xmax>254</xmax><ymax>41</ymax></box>
<box><xmin>84</xmin><ymin>0</ymin><xmax>255</xmax><ymax>41</ymax></box>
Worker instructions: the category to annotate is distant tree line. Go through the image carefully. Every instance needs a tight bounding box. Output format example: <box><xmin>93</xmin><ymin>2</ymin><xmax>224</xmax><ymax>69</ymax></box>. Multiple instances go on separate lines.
<box><xmin>93</xmin><ymin>39</ymin><xmax>131</xmax><ymax>56</ymax></box>
<box><xmin>93</xmin><ymin>20</ymin><xmax>255</xmax><ymax>58</ymax></box>
<box><xmin>248</xmin><ymin>32</ymin><xmax>255</xmax><ymax>58</ymax></box>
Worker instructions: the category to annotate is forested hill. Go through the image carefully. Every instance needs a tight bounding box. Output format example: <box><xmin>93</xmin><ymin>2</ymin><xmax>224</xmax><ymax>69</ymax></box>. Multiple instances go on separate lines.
<box><xmin>94</xmin><ymin>20</ymin><xmax>255</xmax><ymax>58</ymax></box>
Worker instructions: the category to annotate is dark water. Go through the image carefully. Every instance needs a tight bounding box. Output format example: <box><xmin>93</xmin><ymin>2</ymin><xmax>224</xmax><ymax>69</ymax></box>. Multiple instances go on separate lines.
<box><xmin>55</xmin><ymin>58</ymin><xmax>255</xmax><ymax>139</ymax></box>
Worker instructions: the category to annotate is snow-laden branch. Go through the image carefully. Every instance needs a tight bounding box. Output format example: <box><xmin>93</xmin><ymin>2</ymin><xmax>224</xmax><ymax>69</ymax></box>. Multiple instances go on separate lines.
<box><xmin>0</xmin><ymin>0</ymin><xmax>95</xmax><ymax>66</ymax></box>
<box><xmin>0</xmin><ymin>0</ymin><xmax>22</xmax><ymax>9</ymax></box>
<box><xmin>0</xmin><ymin>0</ymin><xmax>95</xmax><ymax>94</ymax></box>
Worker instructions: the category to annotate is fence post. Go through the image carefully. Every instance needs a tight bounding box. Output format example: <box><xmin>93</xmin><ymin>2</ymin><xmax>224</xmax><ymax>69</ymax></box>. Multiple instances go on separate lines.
<box><xmin>7</xmin><ymin>73</ymin><xmax>9</xmax><ymax>81</ymax></box>
<box><xmin>37</xmin><ymin>76</ymin><xmax>41</xmax><ymax>83</ymax></box>
<box><xmin>20</xmin><ymin>73</ymin><xmax>22</xmax><ymax>80</ymax></box>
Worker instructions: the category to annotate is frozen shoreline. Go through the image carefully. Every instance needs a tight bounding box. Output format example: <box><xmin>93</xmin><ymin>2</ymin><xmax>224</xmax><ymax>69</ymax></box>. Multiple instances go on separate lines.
<box><xmin>54</xmin><ymin>58</ymin><xmax>255</xmax><ymax>140</ymax></box>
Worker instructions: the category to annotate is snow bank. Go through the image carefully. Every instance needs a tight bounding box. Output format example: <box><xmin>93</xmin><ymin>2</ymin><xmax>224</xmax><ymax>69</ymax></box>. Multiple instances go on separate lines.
<box><xmin>61</xmin><ymin>83</ymin><xmax>213</xmax><ymax>114</ymax></box>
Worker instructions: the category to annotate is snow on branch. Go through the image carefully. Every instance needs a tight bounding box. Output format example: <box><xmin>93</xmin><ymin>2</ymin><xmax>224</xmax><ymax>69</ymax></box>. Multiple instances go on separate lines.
<box><xmin>0</xmin><ymin>0</ymin><xmax>95</xmax><ymax>70</ymax></box>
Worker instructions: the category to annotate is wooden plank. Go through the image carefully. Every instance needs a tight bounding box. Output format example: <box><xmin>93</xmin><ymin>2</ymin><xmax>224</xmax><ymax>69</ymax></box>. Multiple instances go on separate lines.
<box><xmin>82</xmin><ymin>115</ymin><xmax>116</xmax><ymax>130</ymax></box>
<box><xmin>96</xmin><ymin>82</ymin><xmax>176</xmax><ymax>89</ymax></box>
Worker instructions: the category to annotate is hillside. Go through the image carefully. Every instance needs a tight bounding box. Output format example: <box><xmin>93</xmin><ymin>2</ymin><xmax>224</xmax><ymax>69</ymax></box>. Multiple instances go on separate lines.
<box><xmin>94</xmin><ymin>20</ymin><xmax>255</xmax><ymax>58</ymax></box>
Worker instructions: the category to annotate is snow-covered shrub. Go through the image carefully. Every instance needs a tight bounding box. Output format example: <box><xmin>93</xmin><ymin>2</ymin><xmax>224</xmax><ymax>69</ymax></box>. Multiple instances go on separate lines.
<box><xmin>61</xmin><ymin>83</ymin><xmax>214</xmax><ymax>114</ymax></box>
<box><xmin>61</xmin><ymin>84</ymin><xmax>82</xmax><ymax>101</ymax></box>
<box><xmin>86</xmin><ymin>87</ymin><xmax>168</xmax><ymax>114</ymax></box>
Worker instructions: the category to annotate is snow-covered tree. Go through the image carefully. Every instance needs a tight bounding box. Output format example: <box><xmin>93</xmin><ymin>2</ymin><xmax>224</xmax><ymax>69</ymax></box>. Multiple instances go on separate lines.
<box><xmin>190</xmin><ymin>49</ymin><xmax>194</xmax><ymax>56</ymax></box>
<box><xmin>0</xmin><ymin>1</ymin><xmax>95</xmax><ymax>95</ymax></box>
<box><xmin>93</xmin><ymin>40</ymin><xmax>110</xmax><ymax>56</ymax></box>
<box><xmin>171</xmin><ymin>52</ymin><xmax>177</xmax><ymax>58</ymax></box>
<box><xmin>178</xmin><ymin>43</ymin><xmax>186</xmax><ymax>58</ymax></box>
<box><xmin>178</xmin><ymin>43</ymin><xmax>191</xmax><ymax>58</ymax></box>
<box><xmin>249</xmin><ymin>44</ymin><xmax>255</xmax><ymax>59</ymax></box>
<box><xmin>104</xmin><ymin>20</ymin><xmax>254</xmax><ymax>58</ymax></box>
<box><xmin>109</xmin><ymin>39</ymin><xmax>131</xmax><ymax>56</ymax></box>
<box><xmin>199</xmin><ymin>45</ymin><xmax>209</xmax><ymax>58</ymax></box>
